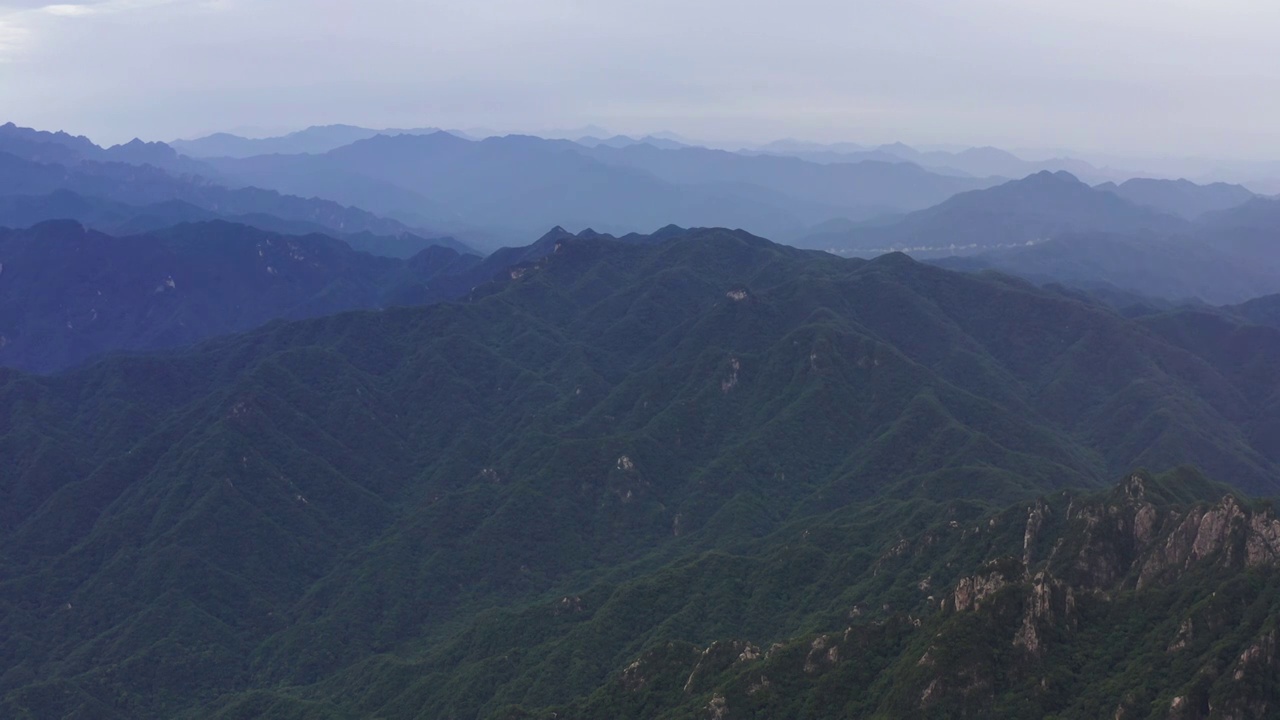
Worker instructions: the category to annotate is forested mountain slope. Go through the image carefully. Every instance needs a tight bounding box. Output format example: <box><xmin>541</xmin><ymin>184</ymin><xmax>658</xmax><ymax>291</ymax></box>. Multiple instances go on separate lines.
<box><xmin>0</xmin><ymin>221</ymin><xmax>478</xmax><ymax>373</ymax></box>
<box><xmin>3</xmin><ymin>230</ymin><xmax>1280</xmax><ymax>718</ymax></box>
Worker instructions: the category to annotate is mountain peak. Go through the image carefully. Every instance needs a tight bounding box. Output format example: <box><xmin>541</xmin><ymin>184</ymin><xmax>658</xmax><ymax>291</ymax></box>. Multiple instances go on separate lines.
<box><xmin>1025</xmin><ymin>169</ymin><xmax>1083</xmax><ymax>184</ymax></box>
<box><xmin>536</xmin><ymin>225</ymin><xmax>575</xmax><ymax>244</ymax></box>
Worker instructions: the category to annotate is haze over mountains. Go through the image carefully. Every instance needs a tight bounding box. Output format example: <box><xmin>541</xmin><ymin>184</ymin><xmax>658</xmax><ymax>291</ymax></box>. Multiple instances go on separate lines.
<box><xmin>10</xmin><ymin>0</ymin><xmax>1280</xmax><ymax>714</ymax></box>
<box><xmin>5</xmin><ymin>116</ymin><xmax>1280</xmax><ymax>332</ymax></box>
<box><xmin>6</xmin><ymin>116</ymin><xmax>1280</xmax><ymax>718</ymax></box>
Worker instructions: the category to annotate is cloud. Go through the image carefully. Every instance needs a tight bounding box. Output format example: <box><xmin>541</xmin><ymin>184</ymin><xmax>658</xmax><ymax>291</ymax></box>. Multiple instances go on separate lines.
<box><xmin>1</xmin><ymin>0</ymin><xmax>1279</xmax><ymax>157</ymax></box>
<box><xmin>0</xmin><ymin>0</ymin><xmax>190</xmax><ymax>19</ymax></box>
<box><xmin>40</xmin><ymin>4</ymin><xmax>97</xmax><ymax>15</ymax></box>
<box><xmin>0</xmin><ymin>0</ymin><xmax>99</xmax><ymax>11</ymax></box>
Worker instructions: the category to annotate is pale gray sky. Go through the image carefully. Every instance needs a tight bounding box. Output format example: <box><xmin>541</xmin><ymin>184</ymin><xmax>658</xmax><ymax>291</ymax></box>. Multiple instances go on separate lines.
<box><xmin>1</xmin><ymin>0</ymin><xmax>1279</xmax><ymax>158</ymax></box>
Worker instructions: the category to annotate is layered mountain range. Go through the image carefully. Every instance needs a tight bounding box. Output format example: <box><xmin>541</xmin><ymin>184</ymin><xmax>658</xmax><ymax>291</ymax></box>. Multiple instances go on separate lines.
<box><xmin>4</xmin><ymin>119</ymin><xmax>1280</xmax><ymax>719</ymax></box>
<box><xmin>4</xmin><ymin>226</ymin><xmax>1280</xmax><ymax>718</ymax></box>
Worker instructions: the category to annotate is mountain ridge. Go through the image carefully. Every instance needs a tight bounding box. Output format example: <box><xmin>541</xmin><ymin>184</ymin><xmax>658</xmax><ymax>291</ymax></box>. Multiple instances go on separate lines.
<box><xmin>0</xmin><ymin>219</ymin><xmax>480</xmax><ymax>373</ymax></box>
<box><xmin>4</xmin><ymin>228</ymin><xmax>1280</xmax><ymax>718</ymax></box>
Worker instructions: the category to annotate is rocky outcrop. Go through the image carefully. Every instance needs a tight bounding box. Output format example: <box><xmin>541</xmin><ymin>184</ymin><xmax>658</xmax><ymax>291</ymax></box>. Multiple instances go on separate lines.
<box><xmin>1232</xmin><ymin>629</ymin><xmax>1276</xmax><ymax>682</ymax></box>
<box><xmin>948</xmin><ymin>475</ymin><xmax>1280</xmax><ymax>666</ymax></box>
<box><xmin>683</xmin><ymin>640</ymin><xmax>764</xmax><ymax>694</ymax></box>
<box><xmin>951</xmin><ymin>562</ymin><xmax>1013</xmax><ymax>612</ymax></box>
<box><xmin>803</xmin><ymin>635</ymin><xmax>838</xmax><ymax>674</ymax></box>
<box><xmin>1138</xmin><ymin>495</ymin><xmax>1280</xmax><ymax>588</ymax></box>
<box><xmin>589</xmin><ymin>475</ymin><xmax>1280</xmax><ymax>720</ymax></box>
<box><xmin>1013</xmin><ymin>571</ymin><xmax>1076</xmax><ymax>656</ymax></box>
<box><xmin>1022</xmin><ymin>499</ymin><xmax>1047</xmax><ymax>568</ymax></box>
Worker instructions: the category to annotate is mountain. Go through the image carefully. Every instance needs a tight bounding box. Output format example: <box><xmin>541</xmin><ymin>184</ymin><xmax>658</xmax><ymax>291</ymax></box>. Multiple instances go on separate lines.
<box><xmin>927</xmin><ymin>191</ymin><xmax>1280</xmax><ymax>305</ymax></box>
<box><xmin>536</xmin><ymin>469</ymin><xmax>1280</xmax><ymax>718</ymax></box>
<box><xmin>0</xmin><ymin>151</ymin><xmax>476</xmax><ymax>253</ymax></box>
<box><xmin>1227</xmin><ymin>294</ymin><xmax>1280</xmax><ymax>330</ymax></box>
<box><xmin>879</xmin><ymin>143</ymin><xmax>1122</xmax><ymax>183</ymax></box>
<box><xmin>170</xmin><ymin>124</ymin><xmax>446</xmax><ymax>158</ymax></box>
<box><xmin>4</xmin><ymin>228</ymin><xmax>1280</xmax><ymax>718</ymax></box>
<box><xmin>575</xmin><ymin>135</ymin><xmax>690</xmax><ymax>150</ymax></box>
<box><xmin>0</xmin><ymin>122</ymin><xmax>210</xmax><ymax>176</ymax></box>
<box><xmin>0</xmin><ymin>190</ymin><xmax>220</xmax><ymax>235</ymax></box>
<box><xmin>1</xmin><ymin>122</ymin><xmax>487</xmax><ymax>253</ymax></box>
<box><xmin>748</xmin><ymin>139</ymin><xmax>1131</xmax><ymax>183</ymax></box>
<box><xmin>1200</xmin><ymin>195</ymin><xmax>1280</xmax><ymax>230</ymax></box>
<box><xmin>585</xmin><ymin>142</ymin><xmax>999</xmax><ymax>217</ymax></box>
<box><xmin>1097</xmin><ymin>178</ymin><xmax>1256</xmax><ymax>220</ymax></box>
<box><xmin>209</xmin><ymin>133</ymin><xmax>836</xmax><ymax>248</ymax></box>
<box><xmin>205</xmin><ymin>132</ymin><xmax>1005</xmax><ymax>249</ymax></box>
<box><xmin>802</xmin><ymin>171</ymin><xmax>1190</xmax><ymax>256</ymax></box>
<box><xmin>931</xmin><ymin>232</ymin><xmax>1280</xmax><ymax>306</ymax></box>
<box><xmin>0</xmin><ymin>122</ymin><xmax>102</xmax><ymax>162</ymax></box>
<box><xmin>0</xmin><ymin>190</ymin><xmax>474</xmax><ymax>258</ymax></box>
<box><xmin>0</xmin><ymin>220</ymin><xmax>479</xmax><ymax>373</ymax></box>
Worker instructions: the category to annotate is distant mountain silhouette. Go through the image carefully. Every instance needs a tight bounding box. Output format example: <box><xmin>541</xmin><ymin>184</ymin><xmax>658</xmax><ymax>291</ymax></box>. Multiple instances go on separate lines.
<box><xmin>1199</xmin><ymin>195</ymin><xmax>1280</xmax><ymax>230</ymax></box>
<box><xmin>0</xmin><ymin>151</ymin><xmax>475</xmax><ymax>254</ymax></box>
<box><xmin>584</xmin><ymin>143</ymin><xmax>997</xmax><ymax>216</ymax></box>
<box><xmin>927</xmin><ymin>190</ymin><xmax>1280</xmax><ymax>304</ymax></box>
<box><xmin>206</xmin><ymin>132</ymin><xmax>1009</xmax><ymax>249</ymax></box>
<box><xmin>0</xmin><ymin>220</ymin><xmax>479</xmax><ymax>373</ymax></box>
<box><xmin>0</xmin><ymin>122</ymin><xmax>100</xmax><ymax>159</ymax></box>
<box><xmin>576</xmin><ymin>134</ymin><xmax>690</xmax><ymax>150</ymax></box>
<box><xmin>748</xmin><ymin>138</ymin><xmax>1127</xmax><ymax>182</ymax></box>
<box><xmin>1096</xmin><ymin>177</ymin><xmax>1255</xmax><ymax>219</ymax></box>
<box><xmin>0</xmin><ymin>190</ymin><xmax>473</xmax><ymax>258</ymax></box>
<box><xmin>932</xmin><ymin>232</ymin><xmax>1279</xmax><ymax>305</ymax></box>
<box><xmin>211</xmin><ymin>132</ymin><xmax>929</xmax><ymax>248</ymax></box>
<box><xmin>0</xmin><ymin>122</ymin><xmax>210</xmax><ymax>175</ymax></box>
<box><xmin>1227</xmin><ymin>293</ymin><xmax>1280</xmax><ymax>329</ymax></box>
<box><xmin>171</xmin><ymin>124</ymin><xmax>446</xmax><ymax>158</ymax></box>
<box><xmin>802</xmin><ymin>171</ymin><xmax>1189</xmax><ymax>255</ymax></box>
<box><xmin>879</xmin><ymin>143</ymin><xmax>1115</xmax><ymax>182</ymax></box>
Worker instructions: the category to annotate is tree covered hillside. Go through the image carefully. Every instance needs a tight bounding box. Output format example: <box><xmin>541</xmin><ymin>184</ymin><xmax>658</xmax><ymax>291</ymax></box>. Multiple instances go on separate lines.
<box><xmin>3</xmin><ymin>229</ymin><xmax>1280</xmax><ymax>718</ymax></box>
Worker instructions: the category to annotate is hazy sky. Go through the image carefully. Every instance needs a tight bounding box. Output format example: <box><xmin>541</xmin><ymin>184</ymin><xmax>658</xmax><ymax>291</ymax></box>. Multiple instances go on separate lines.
<box><xmin>1</xmin><ymin>0</ymin><xmax>1279</xmax><ymax>157</ymax></box>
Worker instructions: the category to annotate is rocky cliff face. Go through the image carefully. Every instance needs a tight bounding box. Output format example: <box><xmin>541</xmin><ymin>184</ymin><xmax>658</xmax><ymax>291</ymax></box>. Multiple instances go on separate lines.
<box><xmin>534</xmin><ymin>471</ymin><xmax>1280</xmax><ymax>720</ymax></box>
<box><xmin>931</xmin><ymin>473</ymin><xmax>1280</xmax><ymax>718</ymax></box>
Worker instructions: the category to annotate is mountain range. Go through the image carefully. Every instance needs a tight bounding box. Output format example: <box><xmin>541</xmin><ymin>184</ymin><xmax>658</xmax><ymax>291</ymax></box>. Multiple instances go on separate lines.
<box><xmin>5</xmin><ymin>227</ymin><xmax>1280</xmax><ymax>718</ymax></box>
<box><xmin>170</xmin><ymin>124</ymin><xmax>446</xmax><ymax>158</ymax></box>
<box><xmin>0</xmin><ymin>220</ymin><xmax>481</xmax><ymax>373</ymax></box>
<box><xmin>749</xmin><ymin>141</ymin><xmax>1127</xmax><ymax>184</ymax></box>
<box><xmin>783</xmin><ymin>170</ymin><xmax>1280</xmax><ymax>305</ymax></box>
<box><xmin>11</xmin><ymin>119</ymin><xmax>1272</xmax><ymax>268</ymax></box>
<box><xmin>919</xmin><ymin>188</ymin><xmax>1280</xmax><ymax>305</ymax></box>
<box><xmin>1098</xmin><ymin>178</ymin><xmax>1257</xmax><ymax>220</ymax></box>
<box><xmin>6</xmin><ymin>118</ymin><xmax>1280</xmax><ymax>718</ymax></box>
<box><xmin>0</xmin><ymin>122</ymin><xmax>208</xmax><ymax>176</ymax></box>
<box><xmin>203</xmin><ymin>132</ymin><xmax>1003</xmax><ymax>248</ymax></box>
<box><xmin>0</xmin><ymin>221</ymin><xmax>693</xmax><ymax>374</ymax></box>
<box><xmin>0</xmin><ymin>190</ymin><xmax>473</xmax><ymax>258</ymax></box>
<box><xmin>0</xmin><ymin>124</ymin><xmax>478</xmax><ymax>258</ymax></box>
<box><xmin>802</xmin><ymin>171</ymin><xmax>1195</xmax><ymax>255</ymax></box>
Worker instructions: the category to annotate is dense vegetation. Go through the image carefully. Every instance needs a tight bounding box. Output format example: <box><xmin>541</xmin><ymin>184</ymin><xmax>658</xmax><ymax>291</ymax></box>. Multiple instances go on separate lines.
<box><xmin>0</xmin><ymin>220</ymin><xmax>480</xmax><ymax>373</ymax></box>
<box><xmin>516</xmin><ymin>468</ymin><xmax>1280</xmax><ymax>719</ymax></box>
<box><xmin>3</xmin><ymin>228</ymin><xmax>1280</xmax><ymax>718</ymax></box>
